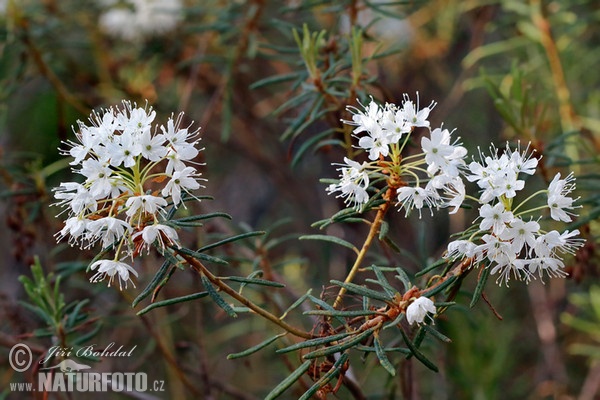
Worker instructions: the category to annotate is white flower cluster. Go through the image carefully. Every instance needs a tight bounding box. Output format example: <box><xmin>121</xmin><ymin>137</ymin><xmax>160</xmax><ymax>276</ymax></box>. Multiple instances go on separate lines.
<box><xmin>446</xmin><ymin>144</ymin><xmax>584</xmax><ymax>285</ymax></box>
<box><xmin>99</xmin><ymin>0</ymin><xmax>183</xmax><ymax>42</ymax></box>
<box><xmin>327</xmin><ymin>94</ymin><xmax>467</xmax><ymax>217</ymax></box>
<box><xmin>54</xmin><ymin>101</ymin><xmax>205</xmax><ymax>289</ymax></box>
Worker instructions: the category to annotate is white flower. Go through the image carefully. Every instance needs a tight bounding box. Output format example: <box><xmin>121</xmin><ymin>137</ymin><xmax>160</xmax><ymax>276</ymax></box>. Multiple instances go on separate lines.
<box><xmin>105</xmin><ymin>132</ymin><xmax>142</xmax><ymax>168</ymax></box>
<box><xmin>380</xmin><ymin>106</ymin><xmax>410</xmax><ymax>143</ymax></box>
<box><xmin>162</xmin><ymin>166</ymin><xmax>203</xmax><ymax>206</ymax></box>
<box><xmin>139</xmin><ymin>131</ymin><xmax>168</xmax><ymax>161</ymax></box>
<box><xmin>87</xmin><ymin>217</ymin><xmax>133</xmax><ymax>249</ymax></box>
<box><xmin>406</xmin><ymin>296</ymin><xmax>436</xmax><ymax>325</ymax></box>
<box><xmin>547</xmin><ymin>173</ymin><xmax>578</xmax><ymax>222</ymax></box>
<box><xmin>478</xmin><ymin>203</ymin><xmax>514</xmax><ymax>234</ymax></box>
<box><xmin>446</xmin><ymin>239</ymin><xmax>477</xmax><ymax>261</ymax></box>
<box><xmin>396</xmin><ymin>186</ymin><xmax>440</xmax><ymax>218</ymax></box>
<box><xmin>547</xmin><ymin>195</ymin><xmax>574</xmax><ymax>222</ymax></box>
<box><xmin>398</xmin><ymin>92</ymin><xmax>436</xmax><ymax>129</ymax></box>
<box><xmin>80</xmin><ymin>159</ymin><xmax>114</xmax><ymax>199</ymax></box>
<box><xmin>125</xmin><ymin>195</ymin><xmax>168</xmax><ymax>218</ymax></box>
<box><xmin>358</xmin><ymin>126</ymin><xmax>390</xmax><ymax>160</ymax></box>
<box><xmin>133</xmin><ymin>223</ymin><xmax>179</xmax><ymax>252</ymax></box>
<box><xmin>344</xmin><ymin>99</ymin><xmax>382</xmax><ymax>135</ymax></box>
<box><xmin>421</xmin><ymin>127</ymin><xmax>455</xmax><ymax>174</ymax></box>
<box><xmin>500</xmin><ymin>217</ymin><xmax>540</xmax><ymax>253</ymax></box>
<box><xmin>493</xmin><ymin>172</ymin><xmax>524</xmax><ymax>199</ymax></box>
<box><xmin>56</xmin><ymin>216</ymin><xmax>90</xmax><ymax>246</ymax></box>
<box><xmin>507</xmin><ymin>143</ymin><xmax>538</xmax><ymax>175</ymax></box>
<box><xmin>89</xmin><ymin>259</ymin><xmax>139</xmax><ymax>290</ymax></box>
<box><xmin>327</xmin><ymin>158</ymin><xmax>370</xmax><ymax>210</ymax></box>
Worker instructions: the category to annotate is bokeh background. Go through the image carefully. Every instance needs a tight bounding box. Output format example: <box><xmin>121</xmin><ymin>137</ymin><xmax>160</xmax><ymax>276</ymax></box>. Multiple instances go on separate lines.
<box><xmin>1</xmin><ymin>1</ymin><xmax>599</xmax><ymax>399</ymax></box>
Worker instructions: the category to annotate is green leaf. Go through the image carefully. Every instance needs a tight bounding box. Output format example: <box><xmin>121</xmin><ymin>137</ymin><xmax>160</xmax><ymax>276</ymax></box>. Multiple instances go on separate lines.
<box><xmin>307</xmin><ymin>295</ymin><xmax>347</xmax><ymax>326</ymax></box>
<box><xmin>330</xmin><ymin>280</ymin><xmax>393</xmax><ymax>302</ymax></box>
<box><xmin>423</xmin><ymin>325</ymin><xmax>452</xmax><ymax>343</ymax></box>
<box><xmin>170</xmin><ymin>212</ymin><xmax>231</xmax><ymax>225</ymax></box>
<box><xmin>227</xmin><ymin>333</ymin><xmax>287</xmax><ymax>359</ymax></box>
<box><xmin>197</xmin><ymin>231</ymin><xmax>265</xmax><ymax>253</ymax></box>
<box><xmin>470</xmin><ymin>267</ymin><xmax>490</xmax><ymax>308</ymax></box>
<box><xmin>174</xmin><ymin>246</ymin><xmax>228</xmax><ymax>265</ymax></box>
<box><xmin>303</xmin><ymin>327</ymin><xmax>376</xmax><ymax>359</ymax></box>
<box><xmin>280</xmin><ymin>289</ymin><xmax>312</xmax><ymax>320</ymax></box>
<box><xmin>366</xmin><ymin>265</ymin><xmax>397</xmax><ymax>298</ymax></box>
<box><xmin>201</xmin><ymin>276</ymin><xmax>237</xmax><ymax>318</ymax></box>
<box><xmin>250</xmin><ymin>72</ymin><xmax>300</xmax><ymax>89</ymax></box>
<box><xmin>133</xmin><ymin>259</ymin><xmax>173</xmax><ymax>308</ymax></box>
<box><xmin>291</xmin><ymin>129</ymin><xmax>336</xmax><ymax>167</ymax></box>
<box><xmin>394</xmin><ymin>267</ymin><xmax>412</xmax><ymax>291</ymax></box>
<box><xmin>264</xmin><ymin>360</ymin><xmax>312</xmax><ymax>400</ymax></box>
<box><xmin>71</xmin><ymin>321</ymin><xmax>103</xmax><ymax>346</ymax></box>
<box><xmin>421</xmin><ymin>275</ymin><xmax>458</xmax><ymax>297</ymax></box>
<box><xmin>223</xmin><ymin>276</ymin><xmax>285</xmax><ymax>288</ymax></box>
<box><xmin>277</xmin><ymin>331</ymin><xmax>353</xmax><ymax>354</ymax></box>
<box><xmin>399</xmin><ymin>328</ymin><xmax>438</xmax><ymax>372</ymax></box>
<box><xmin>66</xmin><ymin>299</ymin><xmax>90</xmax><ymax>328</ymax></box>
<box><xmin>304</xmin><ymin>309</ymin><xmax>378</xmax><ymax>317</ymax></box>
<box><xmin>136</xmin><ymin>291</ymin><xmax>209</xmax><ymax>316</ymax></box>
<box><xmin>374</xmin><ymin>335</ymin><xmax>396</xmax><ymax>376</ymax></box>
<box><xmin>299</xmin><ymin>234</ymin><xmax>358</xmax><ymax>254</ymax></box>
<box><xmin>415</xmin><ymin>258</ymin><xmax>447</xmax><ymax>277</ymax></box>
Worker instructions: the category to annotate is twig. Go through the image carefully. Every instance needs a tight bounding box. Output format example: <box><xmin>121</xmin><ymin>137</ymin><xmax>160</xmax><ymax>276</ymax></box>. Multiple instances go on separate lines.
<box><xmin>177</xmin><ymin>249</ymin><xmax>313</xmax><ymax>339</ymax></box>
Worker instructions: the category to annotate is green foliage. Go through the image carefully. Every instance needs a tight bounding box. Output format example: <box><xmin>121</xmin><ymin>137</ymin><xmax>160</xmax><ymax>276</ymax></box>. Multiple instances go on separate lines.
<box><xmin>1</xmin><ymin>0</ymin><xmax>599</xmax><ymax>399</ymax></box>
<box><xmin>19</xmin><ymin>258</ymin><xmax>101</xmax><ymax>351</ymax></box>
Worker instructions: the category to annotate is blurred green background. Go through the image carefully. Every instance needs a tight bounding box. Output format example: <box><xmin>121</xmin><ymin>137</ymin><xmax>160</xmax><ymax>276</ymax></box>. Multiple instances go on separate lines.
<box><xmin>1</xmin><ymin>0</ymin><xmax>599</xmax><ymax>399</ymax></box>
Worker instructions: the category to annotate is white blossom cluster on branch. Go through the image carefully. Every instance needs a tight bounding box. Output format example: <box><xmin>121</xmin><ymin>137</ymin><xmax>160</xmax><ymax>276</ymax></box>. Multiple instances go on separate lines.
<box><xmin>53</xmin><ymin>101</ymin><xmax>205</xmax><ymax>289</ymax></box>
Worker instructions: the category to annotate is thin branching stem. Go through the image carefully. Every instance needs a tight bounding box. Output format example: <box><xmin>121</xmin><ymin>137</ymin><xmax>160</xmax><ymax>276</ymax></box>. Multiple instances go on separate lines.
<box><xmin>177</xmin><ymin>250</ymin><xmax>314</xmax><ymax>340</ymax></box>
<box><xmin>333</xmin><ymin>187</ymin><xmax>394</xmax><ymax>309</ymax></box>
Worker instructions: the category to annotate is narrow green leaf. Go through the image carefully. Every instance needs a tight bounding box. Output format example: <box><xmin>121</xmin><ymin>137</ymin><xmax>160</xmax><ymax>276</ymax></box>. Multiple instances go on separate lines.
<box><xmin>277</xmin><ymin>331</ymin><xmax>352</xmax><ymax>354</ymax></box>
<box><xmin>421</xmin><ymin>275</ymin><xmax>458</xmax><ymax>297</ymax></box>
<box><xmin>394</xmin><ymin>267</ymin><xmax>412</xmax><ymax>292</ymax></box>
<box><xmin>304</xmin><ymin>309</ymin><xmax>378</xmax><ymax>317</ymax></box>
<box><xmin>291</xmin><ymin>129</ymin><xmax>335</xmax><ymax>167</ymax></box>
<box><xmin>197</xmin><ymin>231</ymin><xmax>265</xmax><ymax>253</ymax></box>
<box><xmin>303</xmin><ymin>327</ymin><xmax>376</xmax><ymax>359</ymax></box>
<box><xmin>133</xmin><ymin>259</ymin><xmax>173</xmax><ymax>308</ymax></box>
<box><xmin>299</xmin><ymin>235</ymin><xmax>358</xmax><ymax>254</ymax></box>
<box><xmin>71</xmin><ymin>321</ymin><xmax>103</xmax><ymax>346</ymax></box>
<box><xmin>299</xmin><ymin>353</ymin><xmax>349</xmax><ymax>400</ymax></box>
<box><xmin>223</xmin><ymin>276</ymin><xmax>285</xmax><ymax>288</ymax></box>
<box><xmin>374</xmin><ymin>335</ymin><xmax>396</xmax><ymax>376</ymax></box>
<box><xmin>201</xmin><ymin>276</ymin><xmax>237</xmax><ymax>318</ymax></box>
<box><xmin>136</xmin><ymin>291</ymin><xmax>209</xmax><ymax>316</ymax></box>
<box><xmin>264</xmin><ymin>360</ymin><xmax>312</xmax><ymax>400</ymax></box>
<box><xmin>378</xmin><ymin>220</ymin><xmax>389</xmax><ymax>240</ymax></box>
<box><xmin>66</xmin><ymin>299</ymin><xmax>90</xmax><ymax>328</ymax></box>
<box><xmin>330</xmin><ymin>280</ymin><xmax>392</xmax><ymax>302</ymax></box>
<box><xmin>171</xmin><ymin>212</ymin><xmax>231</xmax><ymax>223</ymax></box>
<box><xmin>423</xmin><ymin>325</ymin><xmax>452</xmax><ymax>343</ymax></box>
<box><xmin>307</xmin><ymin>295</ymin><xmax>346</xmax><ymax>326</ymax></box>
<box><xmin>356</xmin><ymin>344</ymin><xmax>411</xmax><ymax>354</ymax></box>
<box><xmin>174</xmin><ymin>246</ymin><xmax>228</xmax><ymax>265</ymax></box>
<box><xmin>415</xmin><ymin>258</ymin><xmax>448</xmax><ymax>277</ymax></box>
<box><xmin>366</xmin><ymin>265</ymin><xmax>397</xmax><ymax>298</ymax></box>
<box><xmin>399</xmin><ymin>328</ymin><xmax>438</xmax><ymax>372</ymax></box>
<box><xmin>250</xmin><ymin>72</ymin><xmax>300</xmax><ymax>89</ymax></box>
<box><xmin>470</xmin><ymin>267</ymin><xmax>490</xmax><ymax>308</ymax></box>
<box><xmin>227</xmin><ymin>333</ymin><xmax>287</xmax><ymax>359</ymax></box>
<box><xmin>280</xmin><ymin>289</ymin><xmax>311</xmax><ymax>320</ymax></box>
